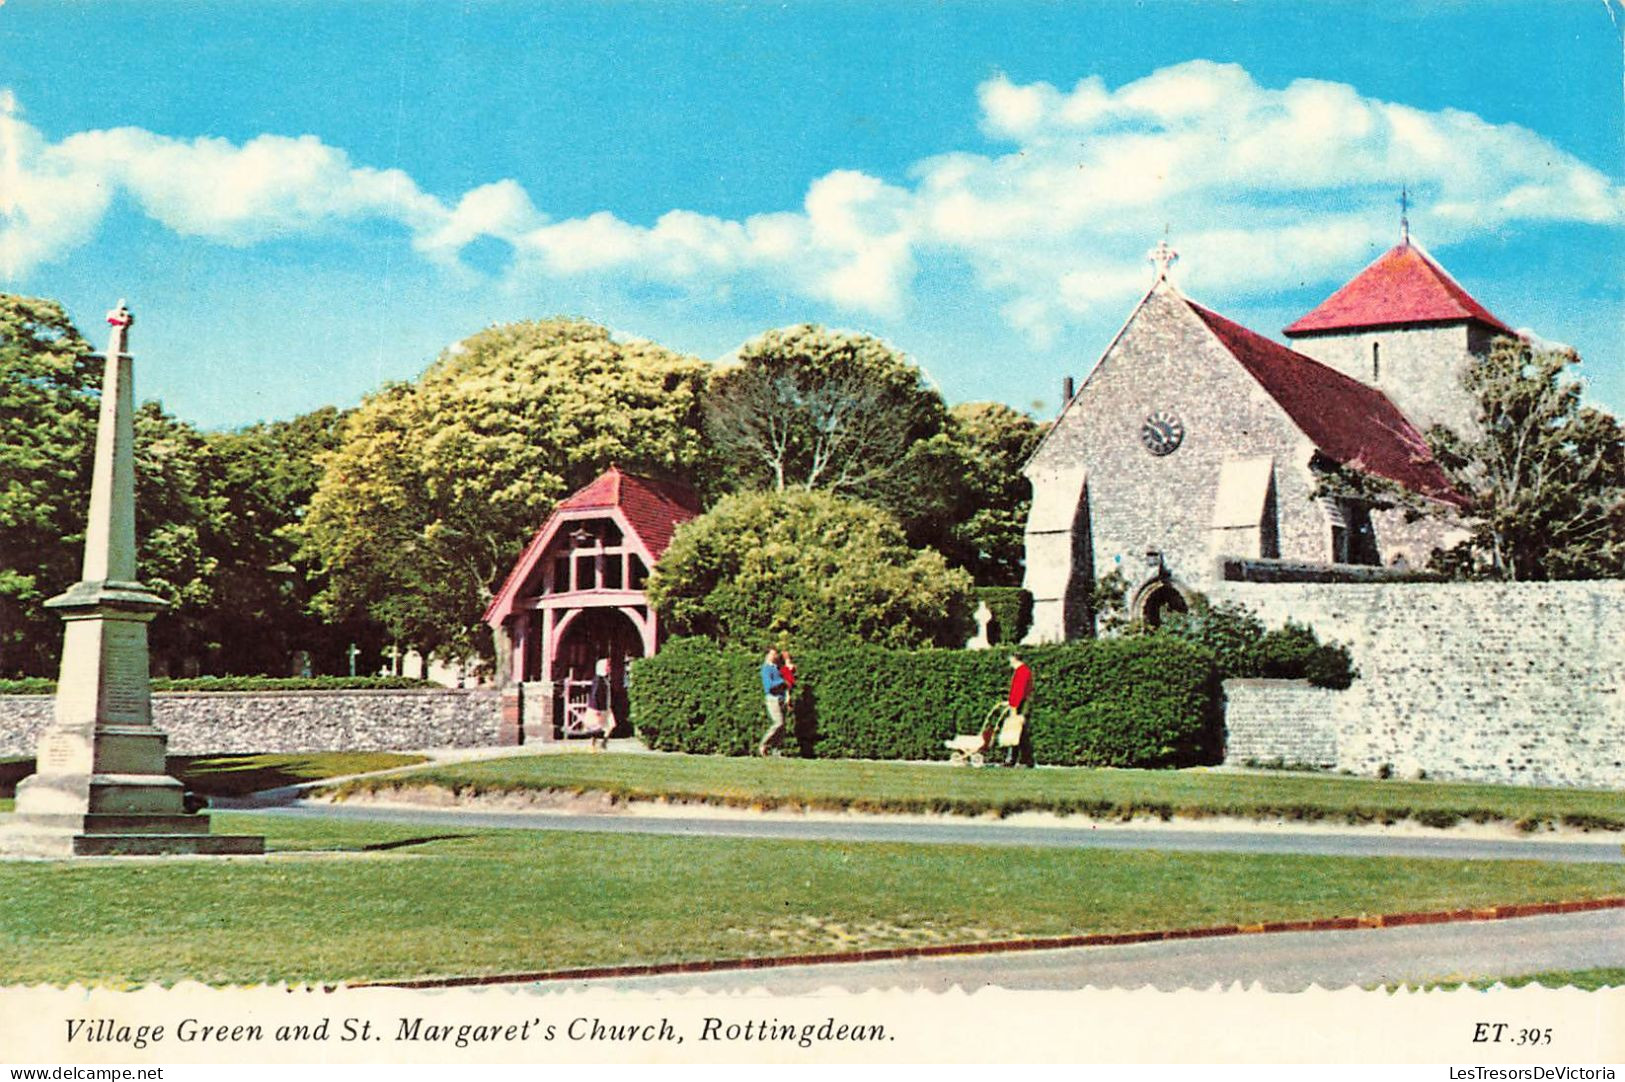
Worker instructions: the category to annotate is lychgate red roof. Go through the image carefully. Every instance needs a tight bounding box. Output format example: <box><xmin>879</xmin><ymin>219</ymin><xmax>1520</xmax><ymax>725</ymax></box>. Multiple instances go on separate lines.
<box><xmin>553</xmin><ymin>467</ymin><xmax>701</xmax><ymax>561</ymax></box>
<box><xmin>1284</xmin><ymin>241</ymin><xmax>1513</xmax><ymax>337</ymax></box>
<box><xmin>1190</xmin><ymin>301</ymin><xmax>1469</xmax><ymax>508</ymax></box>
<box><xmin>482</xmin><ymin>467</ymin><xmax>701</xmax><ymax>626</ymax></box>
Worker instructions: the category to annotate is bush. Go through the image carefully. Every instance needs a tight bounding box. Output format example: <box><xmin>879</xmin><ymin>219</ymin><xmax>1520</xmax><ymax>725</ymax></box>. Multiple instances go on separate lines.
<box><xmin>645</xmin><ymin>489</ymin><xmax>975</xmax><ymax>649</ymax></box>
<box><xmin>973</xmin><ymin>587</ymin><xmax>1032</xmax><ymax>645</ymax></box>
<box><xmin>1151</xmin><ymin>599</ymin><xmax>1355</xmax><ymax>689</ymax></box>
<box><xmin>0</xmin><ymin>677</ymin><xmax>55</xmax><ymax>695</ymax></box>
<box><xmin>0</xmin><ymin>675</ymin><xmax>436</xmax><ymax>695</ymax></box>
<box><xmin>630</xmin><ymin>636</ymin><xmax>1222</xmax><ymax>768</ymax></box>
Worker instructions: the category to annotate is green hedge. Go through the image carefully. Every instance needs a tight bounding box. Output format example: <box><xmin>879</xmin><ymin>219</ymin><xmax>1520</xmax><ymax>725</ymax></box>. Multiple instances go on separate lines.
<box><xmin>631</xmin><ymin>637</ymin><xmax>1222</xmax><ymax>767</ymax></box>
<box><xmin>972</xmin><ymin>587</ymin><xmax>1032</xmax><ymax>646</ymax></box>
<box><xmin>0</xmin><ymin>675</ymin><xmax>436</xmax><ymax>695</ymax></box>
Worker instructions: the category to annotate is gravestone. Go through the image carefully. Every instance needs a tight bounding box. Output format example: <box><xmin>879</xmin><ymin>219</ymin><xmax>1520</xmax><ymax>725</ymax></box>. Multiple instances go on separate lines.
<box><xmin>966</xmin><ymin>601</ymin><xmax>994</xmax><ymax>650</ymax></box>
<box><xmin>0</xmin><ymin>302</ymin><xmax>263</xmax><ymax>857</ymax></box>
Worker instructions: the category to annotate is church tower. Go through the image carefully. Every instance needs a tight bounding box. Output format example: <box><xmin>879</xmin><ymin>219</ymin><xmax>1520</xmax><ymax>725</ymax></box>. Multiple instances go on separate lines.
<box><xmin>1283</xmin><ymin>231</ymin><xmax>1514</xmax><ymax>435</ymax></box>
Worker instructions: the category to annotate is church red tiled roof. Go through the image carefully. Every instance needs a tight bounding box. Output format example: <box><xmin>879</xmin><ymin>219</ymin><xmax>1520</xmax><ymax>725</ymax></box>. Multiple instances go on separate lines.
<box><xmin>482</xmin><ymin>467</ymin><xmax>701</xmax><ymax>626</ymax></box>
<box><xmin>1284</xmin><ymin>241</ymin><xmax>1513</xmax><ymax>337</ymax></box>
<box><xmin>1189</xmin><ymin>301</ymin><xmax>1469</xmax><ymax>508</ymax></box>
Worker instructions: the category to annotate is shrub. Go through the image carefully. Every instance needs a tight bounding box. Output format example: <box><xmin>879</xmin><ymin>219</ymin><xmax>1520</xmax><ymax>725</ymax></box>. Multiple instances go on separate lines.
<box><xmin>646</xmin><ymin>489</ymin><xmax>974</xmax><ymax>650</ymax></box>
<box><xmin>630</xmin><ymin>635</ymin><xmax>1222</xmax><ymax>768</ymax></box>
<box><xmin>1152</xmin><ymin>600</ymin><xmax>1355</xmax><ymax>689</ymax></box>
<box><xmin>1154</xmin><ymin>596</ymin><xmax>1265</xmax><ymax>676</ymax></box>
<box><xmin>0</xmin><ymin>677</ymin><xmax>55</xmax><ymax>695</ymax></box>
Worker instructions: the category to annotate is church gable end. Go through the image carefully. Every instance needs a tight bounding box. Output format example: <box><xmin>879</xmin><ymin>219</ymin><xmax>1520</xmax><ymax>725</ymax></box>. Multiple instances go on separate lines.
<box><xmin>1024</xmin><ymin>284</ymin><xmax>1323</xmax><ymax>641</ymax></box>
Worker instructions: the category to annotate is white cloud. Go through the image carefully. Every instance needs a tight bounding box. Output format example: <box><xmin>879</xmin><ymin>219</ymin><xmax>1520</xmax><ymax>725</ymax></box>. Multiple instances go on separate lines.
<box><xmin>3</xmin><ymin>60</ymin><xmax>1622</xmax><ymax>332</ymax></box>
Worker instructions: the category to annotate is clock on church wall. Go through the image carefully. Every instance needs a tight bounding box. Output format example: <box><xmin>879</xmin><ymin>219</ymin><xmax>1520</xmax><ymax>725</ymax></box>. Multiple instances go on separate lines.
<box><xmin>1140</xmin><ymin>410</ymin><xmax>1185</xmax><ymax>456</ymax></box>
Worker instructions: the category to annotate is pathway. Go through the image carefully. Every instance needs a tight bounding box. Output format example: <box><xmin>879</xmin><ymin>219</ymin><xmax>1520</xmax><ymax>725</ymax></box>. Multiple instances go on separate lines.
<box><xmin>580</xmin><ymin>907</ymin><xmax>1625</xmax><ymax>993</ymax></box>
<box><xmin>227</xmin><ymin>799</ymin><xmax>1625</xmax><ymax>864</ymax></box>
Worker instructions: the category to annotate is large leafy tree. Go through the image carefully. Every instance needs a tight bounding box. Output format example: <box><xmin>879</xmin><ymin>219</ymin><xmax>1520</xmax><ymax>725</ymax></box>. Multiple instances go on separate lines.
<box><xmin>900</xmin><ymin>402</ymin><xmax>1045</xmax><ymax>585</ymax></box>
<box><xmin>1430</xmin><ymin>339</ymin><xmax>1623</xmax><ymax>580</ymax></box>
<box><xmin>202</xmin><ymin>407</ymin><xmax>386</xmax><ymax>676</ymax></box>
<box><xmin>303</xmin><ymin>318</ymin><xmax>714</xmax><ymax>654</ymax></box>
<box><xmin>1</xmin><ymin>292</ymin><xmax>387</xmax><ymax>677</ymax></box>
<box><xmin>645</xmin><ymin>489</ymin><xmax>975</xmax><ymax>649</ymax></box>
<box><xmin>0</xmin><ymin>295</ymin><xmax>98</xmax><ymax>675</ymax></box>
<box><xmin>704</xmin><ymin>324</ymin><xmax>948</xmax><ymax>501</ymax></box>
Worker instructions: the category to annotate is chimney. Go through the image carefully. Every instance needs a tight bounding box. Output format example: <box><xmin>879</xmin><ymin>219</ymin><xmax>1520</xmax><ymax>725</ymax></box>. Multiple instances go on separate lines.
<box><xmin>1061</xmin><ymin>375</ymin><xmax>1075</xmax><ymax>408</ymax></box>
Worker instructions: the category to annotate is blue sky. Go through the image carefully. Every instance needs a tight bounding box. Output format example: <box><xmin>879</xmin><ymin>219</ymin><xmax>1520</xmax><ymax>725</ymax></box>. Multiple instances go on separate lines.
<box><xmin>2</xmin><ymin>1</ymin><xmax>1622</xmax><ymax>429</ymax></box>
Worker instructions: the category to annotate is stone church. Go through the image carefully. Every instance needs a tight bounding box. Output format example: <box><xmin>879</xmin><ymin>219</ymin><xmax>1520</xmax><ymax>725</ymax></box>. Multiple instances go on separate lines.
<box><xmin>1022</xmin><ymin>235</ymin><xmax>1513</xmax><ymax>643</ymax></box>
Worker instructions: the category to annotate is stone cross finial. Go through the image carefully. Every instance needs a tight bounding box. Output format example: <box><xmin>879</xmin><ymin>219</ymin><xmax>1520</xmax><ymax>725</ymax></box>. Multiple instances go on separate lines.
<box><xmin>1148</xmin><ymin>238</ymin><xmax>1178</xmax><ymax>282</ymax></box>
<box><xmin>106</xmin><ymin>299</ymin><xmax>133</xmax><ymax>355</ymax></box>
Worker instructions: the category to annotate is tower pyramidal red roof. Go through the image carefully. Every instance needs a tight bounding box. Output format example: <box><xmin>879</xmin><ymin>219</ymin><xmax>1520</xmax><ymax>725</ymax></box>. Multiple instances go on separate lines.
<box><xmin>1284</xmin><ymin>240</ymin><xmax>1513</xmax><ymax>338</ymax></box>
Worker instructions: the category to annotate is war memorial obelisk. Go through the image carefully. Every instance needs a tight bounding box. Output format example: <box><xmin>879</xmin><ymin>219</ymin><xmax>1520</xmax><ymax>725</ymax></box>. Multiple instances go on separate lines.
<box><xmin>0</xmin><ymin>302</ymin><xmax>263</xmax><ymax>857</ymax></box>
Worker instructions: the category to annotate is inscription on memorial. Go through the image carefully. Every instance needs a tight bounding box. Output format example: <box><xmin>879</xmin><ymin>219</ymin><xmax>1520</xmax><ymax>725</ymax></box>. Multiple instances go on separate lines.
<box><xmin>100</xmin><ymin>621</ymin><xmax>149</xmax><ymax>722</ymax></box>
<box><xmin>38</xmin><ymin>731</ymin><xmax>91</xmax><ymax>773</ymax></box>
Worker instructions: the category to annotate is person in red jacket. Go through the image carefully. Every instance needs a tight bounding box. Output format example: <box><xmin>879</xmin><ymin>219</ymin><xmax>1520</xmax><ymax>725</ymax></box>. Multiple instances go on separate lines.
<box><xmin>1005</xmin><ymin>654</ymin><xmax>1034</xmax><ymax>768</ymax></box>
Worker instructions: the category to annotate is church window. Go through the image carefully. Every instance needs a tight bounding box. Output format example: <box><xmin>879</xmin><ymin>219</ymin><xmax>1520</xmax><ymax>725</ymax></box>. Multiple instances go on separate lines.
<box><xmin>1372</xmin><ymin>342</ymin><xmax>1380</xmax><ymax>382</ymax></box>
<box><xmin>574</xmin><ymin>554</ymin><xmax>597</xmax><ymax>591</ymax></box>
<box><xmin>602</xmin><ymin>554</ymin><xmax>624</xmax><ymax>590</ymax></box>
<box><xmin>629</xmin><ymin>554</ymin><xmax>649</xmax><ymax>590</ymax></box>
<box><xmin>1260</xmin><ymin>481</ymin><xmax>1280</xmax><ymax>559</ymax></box>
<box><xmin>551</xmin><ymin>556</ymin><xmax>570</xmax><ymax>593</ymax></box>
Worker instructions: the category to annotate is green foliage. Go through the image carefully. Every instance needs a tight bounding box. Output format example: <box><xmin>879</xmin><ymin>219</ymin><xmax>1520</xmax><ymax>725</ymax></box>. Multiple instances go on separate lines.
<box><xmin>202</xmin><ymin>407</ymin><xmax>387</xmax><ymax>677</ymax></box>
<box><xmin>972</xmin><ymin>586</ymin><xmax>1031</xmax><ymax>645</ymax></box>
<box><xmin>0</xmin><ymin>294</ymin><xmax>98</xmax><ymax>676</ymax></box>
<box><xmin>0</xmin><ymin>293</ymin><xmax>379</xmax><ymax>678</ymax></box>
<box><xmin>700</xmin><ymin>327</ymin><xmax>1044</xmax><ymax>585</ymax></box>
<box><xmin>905</xmin><ymin>402</ymin><xmax>1045</xmax><ymax>585</ymax></box>
<box><xmin>624</xmin><ymin>638</ymin><xmax>766</xmax><ymax>757</ymax></box>
<box><xmin>645</xmin><ymin>489</ymin><xmax>975</xmax><ymax>649</ymax></box>
<box><xmin>303</xmin><ymin>318</ymin><xmax>715</xmax><ymax>654</ymax></box>
<box><xmin>0</xmin><ymin>675</ymin><xmax>433</xmax><ymax>695</ymax></box>
<box><xmin>1147</xmin><ymin>595</ymin><xmax>1355</xmax><ymax>690</ymax></box>
<box><xmin>703</xmin><ymin>324</ymin><xmax>946</xmax><ymax>500</ymax></box>
<box><xmin>1429</xmin><ymin>338</ymin><xmax>1624</xmax><ymax>581</ymax></box>
<box><xmin>630</xmin><ymin>636</ymin><xmax>1222</xmax><ymax>768</ymax></box>
<box><xmin>1089</xmin><ymin>569</ymin><xmax>1133</xmax><ymax>634</ymax></box>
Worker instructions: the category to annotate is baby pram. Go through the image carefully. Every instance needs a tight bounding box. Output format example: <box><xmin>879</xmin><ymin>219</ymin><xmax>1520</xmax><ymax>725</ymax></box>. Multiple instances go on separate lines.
<box><xmin>944</xmin><ymin>701</ymin><xmax>1026</xmax><ymax>766</ymax></box>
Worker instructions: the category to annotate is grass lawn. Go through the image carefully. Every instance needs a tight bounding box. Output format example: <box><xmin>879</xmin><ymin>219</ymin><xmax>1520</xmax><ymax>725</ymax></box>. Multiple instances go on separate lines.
<box><xmin>2</xmin><ymin>809</ymin><xmax>1624</xmax><ymax>986</ymax></box>
<box><xmin>326</xmin><ymin>753</ymin><xmax>1625</xmax><ymax>832</ymax></box>
<box><xmin>0</xmin><ymin>751</ymin><xmax>427</xmax><ymax>805</ymax></box>
<box><xmin>1392</xmin><ymin>968</ymin><xmax>1625</xmax><ymax>992</ymax></box>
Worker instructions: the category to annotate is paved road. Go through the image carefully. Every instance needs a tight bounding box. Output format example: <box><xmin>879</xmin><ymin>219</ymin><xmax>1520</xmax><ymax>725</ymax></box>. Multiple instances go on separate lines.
<box><xmin>578</xmin><ymin>908</ymin><xmax>1625</xmax><ymax>993</ymax></box>
<box><xmin>226</xmin><ymin>800</ymin><xmax>1625</xmax><ymax>864</ymax></box>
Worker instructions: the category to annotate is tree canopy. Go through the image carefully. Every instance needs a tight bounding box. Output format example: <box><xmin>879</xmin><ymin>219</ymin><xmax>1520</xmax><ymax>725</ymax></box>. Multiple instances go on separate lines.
<box><xmin>302</xmin><ymin>318</ymin><xmax>715</xmax><ymax>654</ymax></box>
<box><xmin>901</xmin><ymin>401</ymin><xmax>1044</xmax><ymax>585</ymax></box>
<box><xmin>1430</xmin><ymin>339</ymin><xmax>1623</xmax><ymax>580</ymax></box>
<box><xmin>0</xmin><ymin>294</ymin><xmax>98</xmax><ymax>675</ymax></box>
<box><xmin>644</xmin><ymin>489</ymin><xmax>974</xmax><ymax>649</ymax></box>
<box><xmin>704</xmin><ymin>324</ymin><xmax>948</xmax><ymax>500</ymax></box>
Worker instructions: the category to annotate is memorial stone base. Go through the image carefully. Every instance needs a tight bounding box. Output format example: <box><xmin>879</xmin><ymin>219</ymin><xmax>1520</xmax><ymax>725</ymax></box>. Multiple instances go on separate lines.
<box><xmin>0</xmin><ymin>605</ymin><xmax>263</xmax><ymax>859</ymax></box>
<box><xmin>3</xmin><ymin>722</ymin><xmax>263</xmax><ymax>857</ymax></box>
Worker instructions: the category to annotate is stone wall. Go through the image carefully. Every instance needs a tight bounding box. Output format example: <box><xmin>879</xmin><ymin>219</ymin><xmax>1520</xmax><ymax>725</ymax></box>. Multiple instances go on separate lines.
<box><xmin>0</xmin><ymin>689</ymin><xmax>502</xmax><ymax>757</ymax></box>
<box><xmin>1212</xmin><ymin>580</ymin><xmax>1625</xmax><ymax>789</ymax></box>
<box><xmin>1222</xmin><ymin>679</ymin><xmax>1340</xmax><ymax>769</ymax></box>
